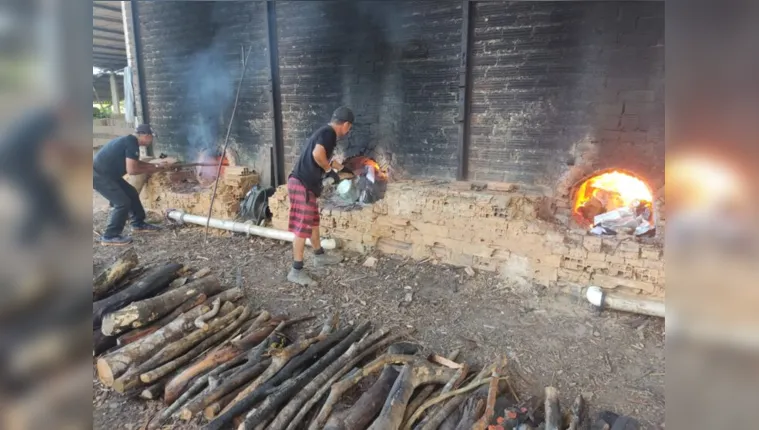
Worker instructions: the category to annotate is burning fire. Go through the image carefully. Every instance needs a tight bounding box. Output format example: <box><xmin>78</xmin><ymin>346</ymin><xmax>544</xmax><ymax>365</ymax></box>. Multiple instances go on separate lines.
<box><xmin>574</xmin><ymin>170</ymin><xmax>654</xmax><ymax>226</ymax></box>
<box><xmin>343</xmin><ymin>156</ymin><xmax>387</xmax><ymax>181</ymax></box>
<box><xmin>195</xmin><ymin>151</ymin><xmax>230</xmax><ymax>185</ymax></box>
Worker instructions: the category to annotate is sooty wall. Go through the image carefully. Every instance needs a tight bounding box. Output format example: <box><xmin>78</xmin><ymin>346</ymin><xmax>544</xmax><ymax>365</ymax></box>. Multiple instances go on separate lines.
<box><xmin>134</xmin><ymin>1</ymin><xmax>663</xmax><ymax>190</ymax></box>
<box><xmin>137</xmin><ymin>1</ymin><xmax>273</xmax><ymax>177</ymax></box>
<box><xmin>469</xmin><ymin>1</ymin><xmax>664</xmax><ymax>191</ymax></box>
<box><xmin>276</xmin><ymin>0</ymin><xmax>463</xmax><ymax>179</ymax></box>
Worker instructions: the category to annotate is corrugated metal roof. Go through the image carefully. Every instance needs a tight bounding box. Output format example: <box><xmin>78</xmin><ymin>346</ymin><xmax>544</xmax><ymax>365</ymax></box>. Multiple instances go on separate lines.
<box><xmin>93</xmin><ymin>1</ymin><xmax>127</xmax><ymax>71</ymax></box>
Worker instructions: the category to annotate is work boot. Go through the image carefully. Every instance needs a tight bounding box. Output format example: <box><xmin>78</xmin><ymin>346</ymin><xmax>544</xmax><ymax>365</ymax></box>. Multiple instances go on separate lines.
<box><xmin>312</xmin><ymin>251</ymin><xmax>344</xmax><ymax>267</ymax></box>
<box><xmin>132</xmin><ymin>222</ymin><xmax>162</xmax><ymax>232</ymax></box>
<box><xmin>100</xmin><ymin>235</ymin><xmax>133</xmax><ymax>246</ymax></box>
<box><xmin>287</xmin><ymin>267</ymin><xmax>317</xmax><ymax>287</ymax></box>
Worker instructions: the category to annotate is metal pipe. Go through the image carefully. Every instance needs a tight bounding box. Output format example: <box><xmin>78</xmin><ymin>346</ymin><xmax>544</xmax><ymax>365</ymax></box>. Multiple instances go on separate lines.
<box><xmin>166</xmin><ymin>210</ymin><xmax>337</xmax><ymax>250</ymax></box>
<box><xmin>586</xmin><ymin>286</ymin><xmax>664</xmax><ymax>318</ymax></box>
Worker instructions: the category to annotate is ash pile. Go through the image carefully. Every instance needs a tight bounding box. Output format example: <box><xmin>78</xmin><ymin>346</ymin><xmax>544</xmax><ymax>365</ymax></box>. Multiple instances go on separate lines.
<box><xmin>323</xmin><ymin>156</ymin><xmax>388</xmax><ymax>211</ymax></box>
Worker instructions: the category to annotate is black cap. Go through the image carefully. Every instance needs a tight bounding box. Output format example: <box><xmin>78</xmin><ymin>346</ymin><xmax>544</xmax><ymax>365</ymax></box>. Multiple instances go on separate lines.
<box><xmin>331</xmin><ymin>106</ymin><xmax>355</xmax><ymax>124</ymax></box>
<box><xmin>135</xmin><ymin>124</ymin><xmax>153</xmax><ymax>135</ymax></box>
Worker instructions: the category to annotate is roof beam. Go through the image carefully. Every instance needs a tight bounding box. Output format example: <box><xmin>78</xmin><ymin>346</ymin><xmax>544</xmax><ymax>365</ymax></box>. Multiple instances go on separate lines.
<box><xmin>93</xmin><ymin>34</ymin><xmax>125</xmax><ymax>44</ymax></box>
<box><xmin>94</xmin><ymin>15</ymin><xmax>123</xmax><ymax>24</ymax></box>
<box><xmin>93</xmin><ymin>53</ymin><xmax>127</xmax><ymax>61</ymax></box>
<box><xmin>93</xmin><ymin>3</ymin><xmax>122</xmax><ymax>13</ymax></box>
<box><xmin>93</xmin><ymin>44</ymin><xmax>126</xmax><ymax>53</ymax></box>
<box><xmin>93</xmin><ymin>26</ymin><xmax>122</xmax><ymax>36</ymax></box>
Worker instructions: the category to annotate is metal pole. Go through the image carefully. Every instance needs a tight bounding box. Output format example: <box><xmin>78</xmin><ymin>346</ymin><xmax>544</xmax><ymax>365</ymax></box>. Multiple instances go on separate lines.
<box><xmin>109</xmin><ymin>73</ymin><xmax>121</xmax><ymax>115</ymax></box>
<box><xmin>266</xmin><ymin>0</ymin><xmax>285</xmax><ymax>187</ymax></box>
<box><xmin>456</xmin><ymin>0</ymin><xmax>475</xmax><ymax>181</ymax></box>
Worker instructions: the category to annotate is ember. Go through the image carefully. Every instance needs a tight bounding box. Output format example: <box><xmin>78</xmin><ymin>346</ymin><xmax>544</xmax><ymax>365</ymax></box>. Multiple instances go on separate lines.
<box><xmin>573</xmin><ymin>170</ymin><xmax>655</xmax><ymax>235</ymax></box>
<box><xmin>325</xmin><ymin>156</ymin><xmax>388</xmax><ymax>210</ymax></box>
<box><xmin>195</xmin><ymin>149</ymin><xmax>232</xmax><ymax>186</ymax></box>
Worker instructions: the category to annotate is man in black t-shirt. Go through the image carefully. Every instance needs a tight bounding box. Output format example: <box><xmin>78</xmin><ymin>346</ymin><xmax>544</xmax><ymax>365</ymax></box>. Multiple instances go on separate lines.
<box><xmin>93</xmin><ymin>124</ymin><xmax>167</xmax><ymax>245</ymax></box>
<box><xmin>286</xmin><ymin>107</ymin><xmax>354</xmax><ymax>286</ymax></box>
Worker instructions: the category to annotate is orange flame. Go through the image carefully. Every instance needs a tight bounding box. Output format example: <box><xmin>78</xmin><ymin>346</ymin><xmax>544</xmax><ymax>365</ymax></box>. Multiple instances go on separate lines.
<box><xmin>574</xmin><ymin>170</ymin><xmax>653</xmax><ymax>224</ymax></box>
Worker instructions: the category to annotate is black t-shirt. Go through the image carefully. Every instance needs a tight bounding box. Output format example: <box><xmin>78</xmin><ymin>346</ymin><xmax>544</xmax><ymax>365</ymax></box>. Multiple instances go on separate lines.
<box><xmin>93</xmin><ymin>135</ymin><xmax>140</xmax><ymax>178</ymax></box>
<box><xmin>290</xmin><ymin>125</ymin><xmax>337</xmax><ymax>197</ymax></box>
<box><xmin>0</xmin><ymin>108</ymin><xmax>58</xmax><ymax>174</ymax></box>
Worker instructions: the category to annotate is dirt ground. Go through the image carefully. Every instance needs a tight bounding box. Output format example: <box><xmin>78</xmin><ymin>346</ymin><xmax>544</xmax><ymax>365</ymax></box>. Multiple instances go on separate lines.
<box><xmin>92</xmin><ymin>204</ymin><xmax>665</xmax><ymax>430</ymax></box>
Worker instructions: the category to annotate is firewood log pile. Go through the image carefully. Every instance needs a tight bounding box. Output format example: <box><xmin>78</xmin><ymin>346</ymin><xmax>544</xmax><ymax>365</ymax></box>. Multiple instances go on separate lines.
<box><xmin>93</xmin><ymin>250</ymin><xmax>629</xmax><ymax>430</ymax></box>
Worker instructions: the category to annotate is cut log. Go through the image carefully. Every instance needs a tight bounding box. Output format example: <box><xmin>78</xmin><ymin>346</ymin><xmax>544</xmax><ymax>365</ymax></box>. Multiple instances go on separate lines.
<box><xmin>544</xmin><ymin>386</ymin><xmax>561</xmax><ymax>430</ymax></box>
<box><xmin>412</xmin><ymin>364</ymin><xmax>469</xmax><ymax>430</ymax></box>
<box><xmin>240</xmin><ymin>323</ymin><xmax>371</xmax><ymax>429</ymax></box>
<box><xmin>324</xmin><ymin>365</ymin><xmax>399</xmax><ymax>430</ymax></box>
<box><xmin>437</xmin><ymin>400</ymin><xmax>464</xmax><ymax>430</ymax></box>
<box><xmin>180</xmin><ymin>358</ymin><xmax>270</xmax><ymax>421</ymax></box>
<box><xmin>141</xmin><ymin>380</ymin><xmax>168</xmax><ymax>401</ymax></box>
<box><xmin>116</xmin><ymin>293</ymin><xmax>207</xmax><ymax>347</ymax></box>
<box><xmin>568</xmin><ymin>394</ymin><xmax>584</xmax><ymax>430</ymax></box>
<box><xmin>367</xmin><ymin>363</ymin><xmax>458</xmax><ymax>430</ymax></box>
<box><xmin>112</xmin><ymin>305</ymin><xmax>245</xmax><ymax>393</ymax></box>
<box><xmin>162</xmin><ymin>312</ymin><xmax>272</xmax><ymax>405</ymax></box>
<box><xmin>269</xmin><ymin>328</ymin><xmax>389</xmax><ymax>430</ymax></box>
<box><xmin>454</xmin><ymin>389</ymin><xmax>487</xmax><ymax>430</ymax></box>
<box><xmin>96</xmin><ymin>288</ymin><xmax>241</xmax><ymax>386</ymax></box>
<box><xmin>408</xmin><ymin>363</ymin><xmax>498</xmax><ymax>430</ymax></box>
<box><xmin>471</xmin><ymin>371</ymin><xmax>500</xmax><ymax>430</ymax></box>
<box><xmin>140</xmin><ymin>306</ymin><xmax>251</xmax><ymax>385</ymax></box>
<box><xmin>205</xmin><ymin>385</ymin><xmax>246</xmax><ymax>420</ymax></box>
<box><xmin>208</xmin><ymin>325</ymin><xmax>351</xmax><ymax>430</ymax></box>
<box><xmin>165</xmin><ymin>314</ymin><xmax>276</xmax><ymax>407</ymax></box>
<box><xmin>195</xmin><ymin>297</ymin><xmax>221</xmax><ymax>330</ymax></box>
<box><xmin>309</xmin><ymin>354</ymin><xmax>419</xmax><ymax>430</ymax></box>
<box><xmin>218</xmin><ymin>315</ymin><xmax>340</xmax><ymax>419</ymax></box>
<box><xmin>101</xmin><ymin>276</ymin><xmax>223</xmax><ymax>336</ymax></box>
<box><xmin>93</xmin><ymin>248</ymin><xmax>138</xmax><ymax>300</ymax></box>
<box><xmin>286</xmin><ymin>329</ymin><xmax>413</xmax><ymax>430</ymax></box>
<box><xmin>93</xmin><ymin>262</ymin><xmax>182</xmax><ymax>328</ymax></box>
<box><xmin>403</xmin><ymin>349</ymin><xmax>461</xmax><ymax>427</ymax></box>
<box><xmin>189</xmin><ymin>267</ymin><xmax>212</xmax><ymax>281</ymax></box>
<box><xmin>93</xmin><ymin>328</ymin><xmax>116</xmax><ymax>356</ymax></box>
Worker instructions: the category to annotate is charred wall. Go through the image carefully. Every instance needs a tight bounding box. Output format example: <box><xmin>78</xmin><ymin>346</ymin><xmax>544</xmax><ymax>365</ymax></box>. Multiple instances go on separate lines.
<box><xmin>135</xmin><ymin>1</ymin><xmax>273</xmax><ymax>181</ymax></box>
<box><xmin>276</xmin><ymin>0</ymin><xmax>463</xmax><ymax>179</ymax></box>
<box><xmin>469</xmin><ymin>2</ymin><xmax>664</xmax><ymax>193</ymax></box>
<box><xmin>132</xmin><ymin>1</ymin><xmax>663</xmax><ymax>189</ymax></box>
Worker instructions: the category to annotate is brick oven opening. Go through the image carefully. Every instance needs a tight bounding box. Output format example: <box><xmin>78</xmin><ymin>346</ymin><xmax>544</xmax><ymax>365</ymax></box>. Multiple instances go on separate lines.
<box><xmin>573</xmin><ymin>169</ymin><xmax>655</xmax><ymax>237</ymax></box>
<box><xmin>195</xmin><ymin>148</ymin><xmax>237</xmax><ymax>186</ymax></box>
<box><xmin>323</xmin><ymin>155</ymin><xmax>388</xmax><ymax>211</ymax></box>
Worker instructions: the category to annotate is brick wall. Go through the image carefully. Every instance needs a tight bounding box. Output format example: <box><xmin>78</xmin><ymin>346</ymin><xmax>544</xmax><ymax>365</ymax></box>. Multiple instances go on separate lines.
<box><xmin>276</xmin><ymin>0</ymin><xmax>462</xmax><ymax>178</ymax></box>
<box><xmin>270</xmin><ymin>182</ymin><xmax>665</xmax><ymax>298</ymax></box>
<box><xmin>469</xmin><ymin>1</ymin><xmax>664</xmax><ymax>191</ymax></box>
<box><xmin>132</xmin><ymin>1</ymin><xmax>664</xmax><ymax>188</ymax></box>
<box><xmin>134</xmin><ymin>1</ymin><xmax>273</xmax><ymax>182</ymax></box>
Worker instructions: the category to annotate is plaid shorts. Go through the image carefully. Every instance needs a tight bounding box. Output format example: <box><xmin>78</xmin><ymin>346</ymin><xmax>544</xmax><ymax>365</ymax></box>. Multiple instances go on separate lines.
<box><xmin>287</xmin><ymin>176</ymin><xmax>319</xmax><ymax>239</ymax></box>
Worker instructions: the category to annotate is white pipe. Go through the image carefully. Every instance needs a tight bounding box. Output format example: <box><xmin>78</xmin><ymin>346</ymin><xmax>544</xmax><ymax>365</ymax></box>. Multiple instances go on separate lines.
<box><xmin>166</xmin><ymin>210</ymin><xmax>337</xmax><ymax>250</ymax></box>
<box><xmin>586</xmin><ymin>286</ymin><xmax>665</xmax><ymax>318</ymax></box>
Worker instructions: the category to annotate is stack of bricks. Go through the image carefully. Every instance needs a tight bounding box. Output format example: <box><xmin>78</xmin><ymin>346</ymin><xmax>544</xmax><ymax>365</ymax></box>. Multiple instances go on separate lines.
<box><xmin>140</xmin><ymin>167</ymin><xmax>259</xmax><ymax>219</ymax></box>
<box><xmin>269</xmin><ymin>180</ymin><xmax>664</xmax><ymax>299</ymax></box>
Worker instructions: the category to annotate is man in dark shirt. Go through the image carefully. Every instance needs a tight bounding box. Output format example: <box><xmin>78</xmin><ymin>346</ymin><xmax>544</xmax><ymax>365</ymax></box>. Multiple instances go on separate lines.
<box><xmin>0</xmin><ymin>107</ymin><xmax>71</xmax><ymax>246</ymax></box>
<box><xmin>93</xmin><ymin>124</ymin><xmax>166</xmax><ymax>245</ymax></box>
<box><xmin>287</xmin><ymin>107</ymin><xmax>354</xmax><ymax>286</ymax></box>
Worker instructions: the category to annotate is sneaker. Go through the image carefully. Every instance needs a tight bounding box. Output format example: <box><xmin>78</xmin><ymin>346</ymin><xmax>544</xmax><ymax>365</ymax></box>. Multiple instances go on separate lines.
<box><xmin>287</xmin><ymin>267</ymin><xmax>317</xmax><ymax>287</ymax></box>
<box><xmin>132</xmin><ymin>222</ymin><xmax>162</xmax><ymax>232</ymax></box>
<box><xmin>312</xmin><ymin>251</ymin><xmax>344</xmax><ymax>267</ymax></box>
<box><xmin>101</xmin><ymin>235</ymin><xmax>133</xmax><ymax>246</ymax></box>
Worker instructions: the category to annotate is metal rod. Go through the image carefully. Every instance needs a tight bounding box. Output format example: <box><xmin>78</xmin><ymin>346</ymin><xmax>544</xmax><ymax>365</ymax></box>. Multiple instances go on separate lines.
<box><xmin>266</xmin><ymin>0</ymin><xmax>285</xmax><ymax>187</ymax></box>
<box><xmin>204</xmin><ymin>45</ymin><xmax>254</xmax><ymax>243</ymax></box>
<box><xmin>456</xmin><ymin>0</ymin><xmax>474</xmax><ymax>181</ymax></box>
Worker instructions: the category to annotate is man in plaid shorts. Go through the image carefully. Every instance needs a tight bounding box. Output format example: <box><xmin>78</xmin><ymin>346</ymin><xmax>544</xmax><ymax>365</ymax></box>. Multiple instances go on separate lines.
<box><xmin>287</xmin><ymin>107</ymin><xmax>354</xmax><ymax>286</ymax></box>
